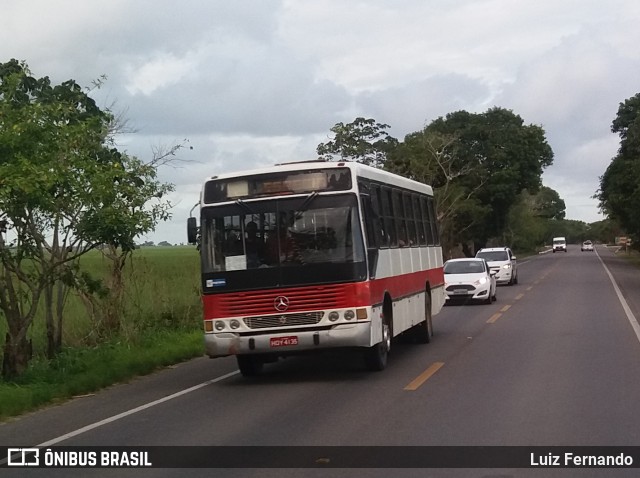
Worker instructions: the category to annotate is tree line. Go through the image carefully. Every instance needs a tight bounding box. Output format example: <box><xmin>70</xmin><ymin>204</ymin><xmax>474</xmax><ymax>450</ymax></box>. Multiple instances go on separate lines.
<box><xmin>596</xmin><ymin>93</ymin><xmax>640</xmax><ymax>245</ymax></box>
<box><xmin>316</xmin><ymin>103</ymin><xmax>638</xmax><ymax>256</ymax></box>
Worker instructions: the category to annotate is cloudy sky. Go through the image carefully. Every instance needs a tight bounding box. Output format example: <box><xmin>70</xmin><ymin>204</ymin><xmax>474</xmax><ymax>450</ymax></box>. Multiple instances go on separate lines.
<box><xmin>3</xmin><ymin>0</ymin><xmax>640</xmax><ymax>244</ymax></box>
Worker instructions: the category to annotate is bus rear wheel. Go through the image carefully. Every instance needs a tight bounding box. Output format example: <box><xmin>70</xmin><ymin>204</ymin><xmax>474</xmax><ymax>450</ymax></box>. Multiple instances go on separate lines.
<box><xmin>364</xmin><ymin>320</ymin><xmax>391</xmax><ymax>371</ymax></box>
<box><xmin>414</xmin><ymin>294</ymin><xmax>433</xmax><ymax>344</ymax></box>
<box><xmin>236</xmin><ymin>355</ymin><xmax>263</xmax><ymax>377</ymax></box>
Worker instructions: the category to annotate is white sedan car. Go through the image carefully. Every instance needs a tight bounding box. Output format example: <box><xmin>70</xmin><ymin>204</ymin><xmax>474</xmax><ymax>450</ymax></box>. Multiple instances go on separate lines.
<box><xmin>444</xmin><ymin>258</ymin><xmax>497</xmax><ymax>304</ymax></box>
<box><xmin>581</xmin><ymin>240</ymin><xmax>594</xmax><ymax>252</ymax></box>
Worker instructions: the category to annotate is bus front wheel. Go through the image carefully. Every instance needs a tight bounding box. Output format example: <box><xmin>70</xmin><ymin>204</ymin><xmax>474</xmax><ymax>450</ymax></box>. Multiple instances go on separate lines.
<box><xmin>364</xmin><ymin>320</ymin><xmax>390</xmax><ymax>371</ymax></box>
<box><xmin>236</xmin><ymin>355</ymin><xmax>263</xmax><ymax>377</ymax></box>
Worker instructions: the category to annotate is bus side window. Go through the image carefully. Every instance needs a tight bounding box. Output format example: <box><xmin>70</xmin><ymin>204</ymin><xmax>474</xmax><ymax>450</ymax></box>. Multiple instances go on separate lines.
<box><xmin>427</xmin><ymin>196</ymin><xmax>440</xmax><ymax>245</ymax></box>
<box><xmin>404</xmin><ymin>192</ymin><xmax>417</xmax><ymax>246</ymax></box>
<box><xmin>382</xmin><ymin>187</ymin><xmax>397</xmax><ymax>247</ymax></box>
<box><xmin>420</xmin><ymin>197</ymin><xmax>435</xmax><ymax>245</ymax></box>
<box><xmin>393</xmin><ymin>189</ymin><xmax>408</xmax><ymax>247</ymax></box>
<box><xmin>413</xmin><ymin>194</ymin><xmax>427</xmax><ymax>245</ymax></box>
<box><xmin>358</xmin><ymin>180</ymin><xmax>379</xmax><ymax>250</ymax></box>
<box><xmin>370</xmin><ymin>184</ymin><xmax>387</xmax><ymax>248</ymax></box>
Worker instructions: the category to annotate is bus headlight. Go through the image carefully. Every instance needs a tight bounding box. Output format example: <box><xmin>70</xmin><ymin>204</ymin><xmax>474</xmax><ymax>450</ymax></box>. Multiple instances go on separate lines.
<box><xmin>214</xmin><ymin>321</ymin><xmax>226</xmax><ymax>331</ymax></box>
<box><xmin>344</xmin><ymin>310</ymin><xmax>355</xmax><ymax>321</ymax></box>
<box><xmin>230</xmin><ymin>319</ymin><xmax>241</xmax><ymax>330</ymax></box>
<box><xmin>328</xmin><ymin>311</ymin><xmax>339</xmax><ymax>322</ymax></box>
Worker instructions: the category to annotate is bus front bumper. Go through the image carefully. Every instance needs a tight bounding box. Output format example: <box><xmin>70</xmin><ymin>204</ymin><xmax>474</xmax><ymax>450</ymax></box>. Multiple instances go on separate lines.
<box><xmin>205</xmin><ymin>322</ymin><xmax>372</xmax><ymax>358</ymax></box>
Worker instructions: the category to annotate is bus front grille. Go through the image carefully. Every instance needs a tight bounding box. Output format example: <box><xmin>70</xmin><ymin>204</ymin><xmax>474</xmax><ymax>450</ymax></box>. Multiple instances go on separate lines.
<box><xmin>214</xmin><ymin>284</ymin><xmax>351</xmax><ymax>317</ymax></box>
<box><xmin>244</xmin><ymin>312</ymin><xmax>324</xmax><ymax>329</ymax></box>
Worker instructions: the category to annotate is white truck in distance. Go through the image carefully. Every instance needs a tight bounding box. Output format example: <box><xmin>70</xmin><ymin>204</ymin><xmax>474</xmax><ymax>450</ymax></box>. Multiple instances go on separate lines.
<box><xmin>552</xmin><ymin>237</ymin><xmax>567</xmax><ymax>253</ymax></box>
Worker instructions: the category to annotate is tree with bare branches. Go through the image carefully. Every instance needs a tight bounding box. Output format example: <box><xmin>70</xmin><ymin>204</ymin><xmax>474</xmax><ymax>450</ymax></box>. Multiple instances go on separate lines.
<box><xmin>0</xmin><ymin>60</ymin><xmax>176</xmax><ymax>377</ymax></box>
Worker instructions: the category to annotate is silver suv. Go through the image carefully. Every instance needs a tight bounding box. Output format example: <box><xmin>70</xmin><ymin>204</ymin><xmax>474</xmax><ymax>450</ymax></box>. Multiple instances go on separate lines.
<box><xmin>475</xmin><ymin>247</ymin><xmax>518</xmax><ymax>285</ymax></box>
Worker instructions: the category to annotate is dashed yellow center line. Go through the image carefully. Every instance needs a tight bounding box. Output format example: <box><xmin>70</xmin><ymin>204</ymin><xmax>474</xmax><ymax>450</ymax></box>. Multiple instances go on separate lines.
<box><xmin>500</xmin><ymin>305</ymin><xmax>511</xmax><ymax>312</ymax></box>
<box><xmin>404</xmin><ymin>362</ymin><xmax>445</xmax><ymax>391</ymax></box>
<box><xmin>515</xmin><ymin>293</ymin><xmax>525</xmax><ymax>300</ymax></box>
<box><xmin>487</xmin><ymin>313</ymin><xmax>502</xmax><ymax>323</ymax></box>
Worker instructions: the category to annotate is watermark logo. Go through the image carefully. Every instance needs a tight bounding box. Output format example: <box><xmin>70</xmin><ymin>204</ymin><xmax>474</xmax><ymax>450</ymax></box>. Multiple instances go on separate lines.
<box><xmin>7</xmin><ymin>448</ymin><xmax>39</xmax><ymax>466</ymax></box>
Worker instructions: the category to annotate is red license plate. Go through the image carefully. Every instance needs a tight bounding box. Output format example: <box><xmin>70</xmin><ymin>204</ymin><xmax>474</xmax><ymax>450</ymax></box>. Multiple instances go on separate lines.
<box><xmin>270</xmin><ymin>336</ymin><xmax>299</xmax><ymax>347</ymax></box>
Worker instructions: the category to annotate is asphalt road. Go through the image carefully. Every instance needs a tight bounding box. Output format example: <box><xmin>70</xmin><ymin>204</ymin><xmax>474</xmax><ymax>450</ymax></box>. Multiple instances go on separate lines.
<box><xmin>2</xmin><ymin>244</ymin><xmax>640</xmax><ymax>478</ymax></box>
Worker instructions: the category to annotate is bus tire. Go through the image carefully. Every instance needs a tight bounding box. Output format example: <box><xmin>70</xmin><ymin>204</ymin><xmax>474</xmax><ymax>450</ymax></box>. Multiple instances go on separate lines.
<box><xmin>364</xmin><ymin>319</ymin><xmax>390</xmax><ymax>371</ymax></box>
<box><xmin>236</xmin><ymin>355</ymin><xmax>263</xmax><ymax>377</ymax></box>
<box><xmin>414</xmin><ymin>293</ymin><xmax>433</xmax><ymax>344</ymax></box>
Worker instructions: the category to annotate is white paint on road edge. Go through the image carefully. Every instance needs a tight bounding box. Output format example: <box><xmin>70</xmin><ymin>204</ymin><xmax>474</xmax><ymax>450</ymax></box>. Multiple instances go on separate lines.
<box><xmin>597</xmin><ymin>248</ymin><xmax>640</xmax><ymax>344</ymax></box>
<box><xmin>37</xmin><ymin>370</ymin><xmax>239</xmax><ymax>447</ymax></box>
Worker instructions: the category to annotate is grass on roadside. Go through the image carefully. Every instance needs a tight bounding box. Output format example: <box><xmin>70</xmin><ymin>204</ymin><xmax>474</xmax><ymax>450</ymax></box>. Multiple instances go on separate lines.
<box><xmin>0</xmin><ymin>329</ymin><xmax>204</xmax><ymax>421</ymax></box>
<box><xmin>617</xmin><ymin>248</ymin><xmax>640</xmax><ymax>267</ymax></box>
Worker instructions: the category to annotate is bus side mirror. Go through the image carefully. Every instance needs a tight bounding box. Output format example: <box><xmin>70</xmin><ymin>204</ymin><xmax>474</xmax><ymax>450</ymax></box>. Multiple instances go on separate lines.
<box><xmin>187</xmin><ymin>217</ymin><xmax>198</xmax><ymax>244</ymax></box>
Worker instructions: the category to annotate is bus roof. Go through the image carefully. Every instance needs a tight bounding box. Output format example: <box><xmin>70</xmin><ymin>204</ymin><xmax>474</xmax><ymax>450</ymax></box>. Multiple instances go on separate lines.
<box><xmin>203</xmin><ymin>160</ymin><xmax>433</xmax><ymax>196</ymax></box>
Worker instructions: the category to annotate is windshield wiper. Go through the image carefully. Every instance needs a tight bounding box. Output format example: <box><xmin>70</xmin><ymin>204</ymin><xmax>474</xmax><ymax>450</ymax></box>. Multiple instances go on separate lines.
<box><xmin>295</xmin><ymin>191</ymin><xmax>319</xmax><ymax>219</ymax></box>
<box><xmin>235</xmin><ymin>198</ymin><xmax>255</xmax><ymax>215</ymax></box>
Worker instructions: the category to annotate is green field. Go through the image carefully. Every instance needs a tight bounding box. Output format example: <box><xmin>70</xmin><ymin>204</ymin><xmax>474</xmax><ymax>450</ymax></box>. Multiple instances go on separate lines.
<box><xmin>0</xmin><ymin>246</ymin><xmax>206</xmax><ymax>420</ymax></box>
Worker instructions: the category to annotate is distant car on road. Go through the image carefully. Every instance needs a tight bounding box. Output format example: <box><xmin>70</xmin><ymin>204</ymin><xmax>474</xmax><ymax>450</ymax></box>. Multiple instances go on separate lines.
<box><xmin>581</xmin><ymin>240</ymin><xmax>594</xmax><ymax>252</ymax></box>
<box><xmin>443</xmin><ymin>258</ymin><xmax>497</xmax><ymax>304</ymax></box>
<box><xmin>475</xmin><ymin>247</ymin><xmax>518</xmax><ymax>285</ymax></box>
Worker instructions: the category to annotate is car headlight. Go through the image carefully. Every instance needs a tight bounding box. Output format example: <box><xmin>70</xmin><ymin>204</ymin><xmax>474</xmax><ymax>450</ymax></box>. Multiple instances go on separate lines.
<box><xmin>474</xmin><ymin>277</ymin><xmax>488</xmax><ymax>286</ymax></box>
<box><xmin>502</xmin><ymin>264</ymin><xmax>511</xmax><ymax>269</ymax></box>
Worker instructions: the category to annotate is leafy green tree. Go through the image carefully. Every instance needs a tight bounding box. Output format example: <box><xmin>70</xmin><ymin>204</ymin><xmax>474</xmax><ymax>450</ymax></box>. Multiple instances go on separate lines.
<box><xmin>385</xmin><ymin>109</ymin><xmax>553</xmax><ymax>252</ymax></box>
<box><xmin>317</xmin><ymin>110</ymin><xmax>553</xmax><ymax>255</ymax></box>
<box><xmin>530</xmin><ymin>186</ymin><xmax>566</xmax><ymax>220</ymax></box>
<box><xmin>385</xmin><ymin>129</ymin><xmax>489</xmax><ymax>257</ymax></box>
<box><xmin>1</xmin><ymin>59</ymin><xmax>110</xmax><ymax>375</ymax></box>
<box><xmin>503</xmin><ymin>191</ymin><xmax>548</xmax><ymax>252</ymax></box>
<box><xmin>425</xmin><ymin>107</ymin><xmax>554</xmax><ymax>248</ymax></box>
<box><xmin>597</xmin><ymin>93</ymin><xmax>640</xmax><ymax>245</ymax></box>
<box><xmin>316</xmin><ymin>117</ymin><xmax>398</xmax><ymax>168</ymax></box>
<box><xmin>0</xmin><ymin>60</ymin><xmax>174</xmax><ymax>377</ymax></box>
<box><xmin>611</xmin><ymin>93</ymin><xmax>640</xmax><ymax>156</ymax></box>
<box><xmin>588</xmin><ymin>219</ymin><xmax>622</xmax><ymax>245</ymax></box>
<box><xmin>502</xmin><ymin>188</ymin><xmax>566</xmax><ymax>252</ymax></box>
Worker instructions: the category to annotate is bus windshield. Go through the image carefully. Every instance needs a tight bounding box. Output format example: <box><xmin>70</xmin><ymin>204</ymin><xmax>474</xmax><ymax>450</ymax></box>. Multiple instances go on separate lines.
<box><xmin>200</xmin><ymin>194</ymin><xmax>365</xmax><ymax>274</ymax></box>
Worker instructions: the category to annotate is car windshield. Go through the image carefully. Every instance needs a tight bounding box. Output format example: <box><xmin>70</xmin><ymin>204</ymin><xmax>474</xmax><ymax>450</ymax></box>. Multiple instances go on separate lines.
<box><xmin>444</xmin><ymin>260</ymin><xmax>486</xmax><ymax>274</ymax></box>
<box><xmin>553</xmin><ymin>239</ymin><xmax>565</xmax><ymax>245</ymax></box>
<box><xmin>583</xmin><ymin>241</ymin><xmax>592</xmax><ymax>245</ymax></box>
<box><xmin>476</xmin><ymin>251</ymin><xmax>508</xmax><ymax>261</ymax></box>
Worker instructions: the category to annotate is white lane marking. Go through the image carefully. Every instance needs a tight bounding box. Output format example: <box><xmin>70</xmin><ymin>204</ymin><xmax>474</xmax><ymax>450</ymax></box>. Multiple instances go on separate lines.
<box><xmin>37</xmin><ymin>370</ymin><xmax>239</xmax><ymax>447</ymax></box>
<box><xmin>597</xmin><ymin>248</ymin><xmax>640</xmax><ymax>344</ymax></box>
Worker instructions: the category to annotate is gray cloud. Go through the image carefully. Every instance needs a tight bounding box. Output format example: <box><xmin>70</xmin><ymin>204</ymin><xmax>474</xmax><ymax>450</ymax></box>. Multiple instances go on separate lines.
<box><xmin>355</xmin><ymin>74</ymin><xmax>491</xmax><ymax>138</ymax></box>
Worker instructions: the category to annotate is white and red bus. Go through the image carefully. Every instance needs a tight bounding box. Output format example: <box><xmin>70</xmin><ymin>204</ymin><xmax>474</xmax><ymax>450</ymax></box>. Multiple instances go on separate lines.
<box><xmin>187</xmin><ymin>160</ymin><xmax>445</xmax><ymax>376</ymax></box>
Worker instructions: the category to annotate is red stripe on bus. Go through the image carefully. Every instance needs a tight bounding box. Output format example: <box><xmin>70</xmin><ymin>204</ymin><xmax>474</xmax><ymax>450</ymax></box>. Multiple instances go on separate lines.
<box><xmin>202</xmin><ymin>267</ymin><xmax>444</xmax><ymax>319</ymax></box>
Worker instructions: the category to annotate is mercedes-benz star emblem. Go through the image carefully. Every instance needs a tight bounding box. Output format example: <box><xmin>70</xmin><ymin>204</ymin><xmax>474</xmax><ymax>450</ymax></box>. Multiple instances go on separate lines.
<box><xmin>274</xmin><ymin>296</ymin><xmax>290</xmax><ymax>312</ymax></box>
